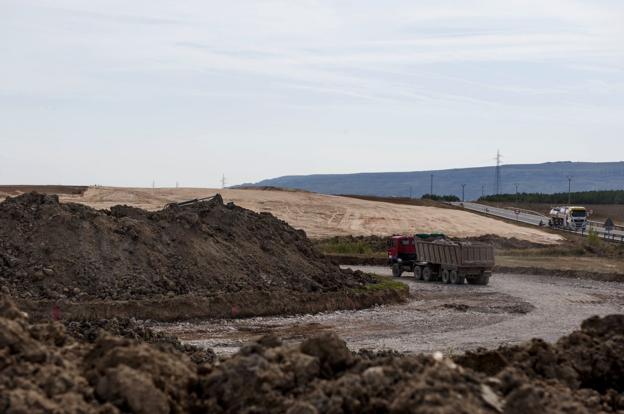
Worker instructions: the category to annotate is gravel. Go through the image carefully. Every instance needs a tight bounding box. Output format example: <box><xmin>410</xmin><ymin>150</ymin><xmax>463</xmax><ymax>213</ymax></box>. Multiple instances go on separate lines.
<box><xmin>156</xmin><ymin>267</ymin><xmax>624</xmax><ymax>355</ymax></box>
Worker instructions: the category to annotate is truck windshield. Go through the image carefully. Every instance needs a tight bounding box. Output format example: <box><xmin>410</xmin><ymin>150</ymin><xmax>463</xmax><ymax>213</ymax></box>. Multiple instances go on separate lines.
<box><xmin>571</xmin><ymin>210</ymin><xmax>586</xmax><ymax>217</ymax></box>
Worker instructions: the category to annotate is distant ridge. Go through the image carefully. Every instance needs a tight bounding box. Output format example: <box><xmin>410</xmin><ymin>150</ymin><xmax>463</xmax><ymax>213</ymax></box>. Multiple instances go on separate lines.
<box><xmin>242</xmin><ymin>161</ymin><xmax>624</xmax><ymax>201</ymax></box>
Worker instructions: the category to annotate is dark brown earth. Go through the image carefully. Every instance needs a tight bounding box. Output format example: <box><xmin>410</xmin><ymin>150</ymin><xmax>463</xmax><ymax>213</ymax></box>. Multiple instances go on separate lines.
<box><xmin>0</xmin><ymin>192</ymin><xmax>406</xmax><ymax>320</ymax></box>
<box><xmin>0</xmin><ymin>185</ymin><xmax>88</xmax><ymax>197</ymax></box>
<box><xmin>0</xmin><ymin>192</ymin><xmax>369</xmax><ymax>300</ymax></box>
<box><xmin>64</xmin><ymin>318</ymin><xmax>216</xmax><ymax>364</ymax></box>
<box><xmin>1</xmin><ymin>295</ymin><xmax>624</xmax><ymax>413</ymax></box>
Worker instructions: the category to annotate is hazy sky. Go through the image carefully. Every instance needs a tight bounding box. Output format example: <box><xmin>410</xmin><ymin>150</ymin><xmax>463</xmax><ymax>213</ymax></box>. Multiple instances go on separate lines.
<box><xmin>1</xmin><ymin>1</ymin><xmax>623</xmax><ymax>187</ymax></box>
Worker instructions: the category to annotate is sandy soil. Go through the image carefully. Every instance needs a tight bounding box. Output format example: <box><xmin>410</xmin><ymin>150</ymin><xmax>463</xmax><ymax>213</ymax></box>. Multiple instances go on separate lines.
<box><xmin>155</xmin><ymin>266</ymin><xmax>624</xmax><ymax>356</ymax></box>
<box><xmin>37</xmin><ymin>186</ymin><xmax>563</xmax><ymax>243</ymax></box>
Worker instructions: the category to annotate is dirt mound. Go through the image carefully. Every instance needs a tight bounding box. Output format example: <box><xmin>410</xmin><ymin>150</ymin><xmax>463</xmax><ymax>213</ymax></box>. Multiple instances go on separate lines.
<box><xmin>459</xmin><ymin>234</ymin><xmax>548</xmax><ymax>250</ymax></box>
<box><xmin>0</xmin><ymin>295</ymin><xmax>198</xmax><ymax>413</ymax></box>
<box><xmin>0</xmin><ymin>185</ymin><xmax>87</xmax><ymax>198</ymax></box>
<box><xmin>2</xmin><ymin>295</ymin><xmax>624</xmax><ymax>413</ymax></box>
<box><xmin>455</xmin><ymin>314</ymin><xmax>624</xmax><ymax>394</ymax></box>
<box><xmin>0</xmin><ymin>192</ymin><xmax>371</xmax><ymax>303</ymax></box>
<box><xmin>65</xmin><ymin>318</ymin><xmax>216</xmax><ymax>364</ymax></box>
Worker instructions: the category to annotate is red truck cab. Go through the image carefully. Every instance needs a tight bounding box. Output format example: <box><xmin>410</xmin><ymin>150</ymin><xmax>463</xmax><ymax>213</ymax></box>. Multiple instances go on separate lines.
<box><xmin>387</xmin><ymin>235</ymin><xmax>416</xmax><ymax>263</ymax></box>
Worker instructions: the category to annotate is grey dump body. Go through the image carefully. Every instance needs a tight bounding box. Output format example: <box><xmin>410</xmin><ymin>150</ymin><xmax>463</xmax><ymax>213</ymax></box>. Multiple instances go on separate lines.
<box><xmin>415</xmin><ymin>240</ymin><xmax>494</xmax><ymax>270</ymax></box>
<box><xmin>390</xmin><ymin>235</ymin><xmax>494</xmax><ymax>285</ymax></box>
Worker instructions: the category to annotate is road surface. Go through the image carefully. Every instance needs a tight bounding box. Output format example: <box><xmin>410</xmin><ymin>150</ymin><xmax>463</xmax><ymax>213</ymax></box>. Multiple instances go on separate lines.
<box><xmin>154</xmin><ymin>266</ymin><xmax>624</xmax><ymax>355</ymax></box>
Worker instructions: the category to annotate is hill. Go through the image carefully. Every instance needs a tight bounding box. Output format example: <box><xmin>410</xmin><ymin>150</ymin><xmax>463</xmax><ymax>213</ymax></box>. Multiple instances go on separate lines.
<box><xmin>1</xmin><ymin>186</ymin><xmax>562</xmax><ymax>244</ymax></box>
<box><xmin>244</xmin><ymin>161</ymin><xmax>624</xmax><ymax>201</ymax></box>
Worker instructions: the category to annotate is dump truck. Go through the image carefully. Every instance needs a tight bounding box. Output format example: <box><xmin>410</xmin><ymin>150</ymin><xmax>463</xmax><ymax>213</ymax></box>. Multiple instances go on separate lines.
<box><xmin>388</xmin><ymin>234</ymin><xmax>494</xmax><ymax>285</ymax></box>
<box><xmin>548</xmin><ymin>206</ymin><xmax>588</xmax><ymax>231</ymax></box>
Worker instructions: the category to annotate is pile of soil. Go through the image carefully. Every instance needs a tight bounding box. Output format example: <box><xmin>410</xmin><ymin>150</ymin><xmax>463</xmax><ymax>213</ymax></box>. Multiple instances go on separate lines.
<box><xmin>0</xmin><ymin>193</ymin><xmax>379</xmax><ymax>310</ymax></box>
<box><xmin>64</xmin><ymin>318</ymin><xmax>216</xmax><ymax>364</ymax></box>
<box><xmin>458</xmin><ymin>234</ymin><xmax>549</xmax><ymax>250</ymax></box>
<box><xmin>0</xmin><ymin>185</ymin><xmax>88</xmax><ymax>198</ymax></box>
<box><xmin>2</xmin><ymin>295</ymin><xmax>623</xmax><ymax>413</ymax></box>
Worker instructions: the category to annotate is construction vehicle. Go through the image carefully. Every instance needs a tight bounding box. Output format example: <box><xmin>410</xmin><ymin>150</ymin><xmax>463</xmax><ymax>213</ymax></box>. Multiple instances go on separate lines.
<box><xmin>548</xmin><ymin>206</ymin><xmax>588</xmax><ymax>230</ymax></box>
<box><xmin>387</xmin><ymin>234</ymin><xmax>494</xmax><ymax>285</ymax></box>
<box><xmin>165</xmin><ymin>196</ymin><xmax>216</xmax><ymax>209</ymax></box>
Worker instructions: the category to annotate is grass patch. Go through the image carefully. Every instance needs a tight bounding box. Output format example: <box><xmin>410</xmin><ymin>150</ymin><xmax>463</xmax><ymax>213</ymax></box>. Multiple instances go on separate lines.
<box><xmin>357</xmin><ymin>274</ymin><xmax>409</xmax><ymax>295</ymax></box>
<box><xmin>315</xmin><ymin>236</ymin><xmax>387</xmax><ymax>256</ymax></box>
<box><xmin>500</xmin><ymin>237</ymin><xmax>624</xmax><ymax>258</ymax></box>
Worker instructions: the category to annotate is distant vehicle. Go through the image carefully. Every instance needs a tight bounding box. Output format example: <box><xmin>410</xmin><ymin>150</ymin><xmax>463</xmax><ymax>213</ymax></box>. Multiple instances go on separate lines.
<box><xmin>548</xmin><ymin>206</ymin><xmax>588</xmax><ymax>230</ymax></box>
<box><xmin>387</xmin><ymin>234</ymin><xmax>494</xmax><ymax>285</ymax></box>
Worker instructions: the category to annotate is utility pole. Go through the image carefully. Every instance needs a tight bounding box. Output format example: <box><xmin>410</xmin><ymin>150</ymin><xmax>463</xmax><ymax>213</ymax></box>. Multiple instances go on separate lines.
<box><xmin>567</xmin><ymin>176</ymin><xmax>572</xmax><ymax>204</ymax></box>
<box><xmin>461</xmin><ymin>184</ymin><xmax>466</xmax><ymax>202</ymax></box>
<box><xmin>494</xmin><ymin>150</ymin><xmax>502</xmax><ymax>195</ymax></box>
<box><xmin>430</xmin><ymin>174</ymin><xmax>434</xmax><ymax>196</ymax></box>
<box><xmin>514</xmin><ymin>183</ymin><xmax>519</xmax><ymax>203</ymax></box>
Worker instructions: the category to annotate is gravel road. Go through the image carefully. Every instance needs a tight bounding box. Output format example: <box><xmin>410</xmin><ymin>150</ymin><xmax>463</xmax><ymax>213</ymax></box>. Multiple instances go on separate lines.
<box><xmin>154</xmin><ymin>266</ymin><xmax>624</xmax><ymax>355</ymax></box>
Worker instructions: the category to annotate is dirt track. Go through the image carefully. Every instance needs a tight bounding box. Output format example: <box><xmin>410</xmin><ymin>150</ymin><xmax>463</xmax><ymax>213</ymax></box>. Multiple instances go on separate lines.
<box><xmin>157</xmin><ymin>267</ymin><xmax>624</xmax><ymax>355</ymax></box>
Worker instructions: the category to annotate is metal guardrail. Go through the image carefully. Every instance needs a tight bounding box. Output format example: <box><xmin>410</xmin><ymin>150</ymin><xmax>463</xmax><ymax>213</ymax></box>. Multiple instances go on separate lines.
<box><xmin>587</xmin><ymin>220</ymin><xmax>624</xmax><ymax>232</ymax></box>
<box><xmin>583</xmin><ymin>221</ymin><xmax>624</xmax><ymax>243</ymax></box>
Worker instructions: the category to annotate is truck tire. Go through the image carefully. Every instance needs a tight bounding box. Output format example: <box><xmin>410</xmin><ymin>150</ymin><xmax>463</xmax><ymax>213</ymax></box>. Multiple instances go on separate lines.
<box><xmin>478</xmin><ymin>272</ymin><xmax>491</xmax><ymax>285</ymax></box>
<box><xmin>422</xmin><ymin>267</ymin><xmax>433</xmax><ymax>282</ymax></box>
<box><xmin>392</xmin><ymin>264</ymin><xmax>402</xmax><ymax>278</ymax></box>
<box><xmin>441</xmin><ymin>269</ymin><xmax>450</xmax><ymax>284</ymax></box>
<box><xmin>451</xmin><ymin>271</ymin><xmax>465</xmax><ymax>285</ymax></box>
<box><xmin>413</xmin><ymin>266</ymin><xmax>422</xmax><ymax>280</ymax></box>
<box><xmin>467</xmin><ymin>272</ymin><xmax>490</xmax><ymax>285</ymax></box>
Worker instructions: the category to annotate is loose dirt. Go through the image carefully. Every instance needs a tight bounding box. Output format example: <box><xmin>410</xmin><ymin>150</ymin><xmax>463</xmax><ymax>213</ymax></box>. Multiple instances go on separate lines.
<box><xmin>23</xmin><ymin>186</ymin><xmax>563</xmax><ymax>243</ymax></box>
<box><xmin>2</xmin><ymin>294</ymin><xmax>624</xmax><ymax>413</ymax></box>
<box><xmin>0</xmin><ymin>185</ymin><xmax>87</xmax><ymax>197</ymax></box>
<box><xmin>157</xmin><ymin>267</ymin><xmax>624</xmax><ymax>357</ymax></box>
<box><xmin>0</xmin><ymin>192</ymin><xmax>405</xmax><ymax>320</ymax></box>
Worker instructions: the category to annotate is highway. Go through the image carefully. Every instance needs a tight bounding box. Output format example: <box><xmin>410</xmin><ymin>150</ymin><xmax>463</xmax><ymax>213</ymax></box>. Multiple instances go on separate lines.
<box><xmin>452</xmin><ymin>202</ymin><xmax>624</xmax><ymax>243</ymax></box>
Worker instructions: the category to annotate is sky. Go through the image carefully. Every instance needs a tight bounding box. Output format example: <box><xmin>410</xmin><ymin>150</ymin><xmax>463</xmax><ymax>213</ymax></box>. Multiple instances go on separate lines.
<box><xmin>1</xmin><ymin>0</ymin><xmax>623</xmax><ymax>187</ymax></box>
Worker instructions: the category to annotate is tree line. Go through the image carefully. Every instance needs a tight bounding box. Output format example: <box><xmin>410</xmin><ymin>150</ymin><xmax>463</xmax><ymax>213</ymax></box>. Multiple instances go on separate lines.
<box><xmin>478</xmin><ymin>190</ymin><xmax>624</xmax><ymax>204</ymax></box>
<box><xmin>421</xmin><ymin>194</ymin><xmax>461</xmax><ymax>202</ymax></box>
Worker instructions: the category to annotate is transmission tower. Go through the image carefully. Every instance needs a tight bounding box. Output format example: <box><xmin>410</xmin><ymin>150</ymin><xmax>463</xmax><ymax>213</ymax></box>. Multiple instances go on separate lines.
<box><xmin>494</xmin><ymin>150</ymin><xmax>502</xmax><ymax>195</ymax></box>
<box><xmin>221</xmin><ymin>174</ymin><xmax>226</xmax><ymax>189</ymax></box>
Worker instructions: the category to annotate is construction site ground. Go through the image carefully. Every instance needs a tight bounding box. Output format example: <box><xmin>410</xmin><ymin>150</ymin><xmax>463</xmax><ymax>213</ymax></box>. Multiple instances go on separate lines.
<box><xmin>154</xmin><ymin>266</ymin><xmax>624</xmax><ymax>356</ymax></box>
<box><xmin>496</xmin><ymin>255</ymin><xmax>624</xmax><ymax>275</ymax></box>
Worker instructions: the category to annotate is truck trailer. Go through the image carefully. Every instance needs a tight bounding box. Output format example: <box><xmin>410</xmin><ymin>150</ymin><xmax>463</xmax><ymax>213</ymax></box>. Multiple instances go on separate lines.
<box><xmin>388</xmin><ymin>234</ymin><xmax>494</xmax><ymax>285</ymax></box>
<box><xmin>548</xmin><ymin>206</ymin><xmax>588</xmax><ymax>231</ymax></box>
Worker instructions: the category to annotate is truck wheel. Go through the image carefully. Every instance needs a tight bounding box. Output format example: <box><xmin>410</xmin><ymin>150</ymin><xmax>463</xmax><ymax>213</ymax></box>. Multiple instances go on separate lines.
<box><xmin>451</xmin><ymin>271</ymin><xmax>464</xmax><ymax>285</ymax></box>
<box><xmin>422</xmin><ymin>267</ymin><xmax>433</xmax><ymax>282</ymax></box>
<box><xmin>441</xmin><ymin>269</ymin><xmax>450</xmax><ymax>284</ymax></box>
<box><xmin>413</xmin><ymin>266</ymin><xmax>422</xmax><ymax>280</ymax></box>
<box><xmin>392</xmin><ymin>264</ymin><xmax>402</xmax><ymax>278</ymax></box>
<box><xmin>478</xmin><ymin>272</ymin><xmax>491</xmax><ymax>285</ymax></box>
